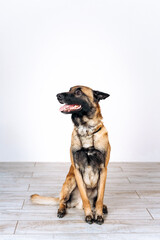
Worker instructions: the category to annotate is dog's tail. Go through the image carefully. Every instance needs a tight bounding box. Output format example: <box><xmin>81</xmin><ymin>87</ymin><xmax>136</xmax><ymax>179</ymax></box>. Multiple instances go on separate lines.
<box><xmin>30</xmin><ymin>194</ymin><xmax>59</xmax><ymax>205</ymax></box>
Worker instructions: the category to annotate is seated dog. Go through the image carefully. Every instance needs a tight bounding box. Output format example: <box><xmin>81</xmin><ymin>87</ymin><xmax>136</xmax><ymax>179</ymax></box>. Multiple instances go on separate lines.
<box><xmin>31</xmin><ymin>85</ymin><xmax>111</xmax><ymax>225</ymax></box>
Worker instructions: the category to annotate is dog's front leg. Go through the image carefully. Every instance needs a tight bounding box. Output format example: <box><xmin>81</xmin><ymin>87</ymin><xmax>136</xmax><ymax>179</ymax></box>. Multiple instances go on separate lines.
<box><xmin>71</xmin><ymin>149</ymin><xmax>94</xmax><ymax>224</ymax></box>
<box><xmin>95</xmin><ymin>167</ymin><xmax>107</xmax><ymax>224</ymax></box>
<box><xmin>74</xmin><ymin>168</ymin><xmax>94</xmax><ymax>224</ymax></box>
<box><xmin>57</xmin><ymin>165</ymin><xmax>76</xmax><ymax>218</ymax></box>
<box><xmin>95</xmin><ymin>143</ymin><xmax>111</xmax><ymax>224</ymax></box>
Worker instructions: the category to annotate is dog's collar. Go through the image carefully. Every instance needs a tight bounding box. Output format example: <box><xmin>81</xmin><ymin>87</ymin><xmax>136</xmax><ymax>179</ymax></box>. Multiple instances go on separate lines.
<box><xmin>93</xmin><ymin>126</ymin><xmax>102</xmax><ymax>134</ymax></box>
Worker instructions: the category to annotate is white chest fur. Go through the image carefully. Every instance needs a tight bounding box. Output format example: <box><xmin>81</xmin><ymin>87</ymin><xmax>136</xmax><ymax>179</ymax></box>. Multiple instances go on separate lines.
<box><xmin>76</xmin><ymin>125</ymin><xmax>95</xmax><ymax>148</ymax></box>
<box><xmin>83</xmin><ymin>166</ymin><xmax>99</xmax><ymax>189</ymax></box>
<box><xmin>77</xmin><ymin>125</ymin><xmax>94</xmax><ymax>136</ymax></box>
<box><xmin>80</xmin><ymin>135</ymin><xmax>93</xmax><ymax>148</ymax></box>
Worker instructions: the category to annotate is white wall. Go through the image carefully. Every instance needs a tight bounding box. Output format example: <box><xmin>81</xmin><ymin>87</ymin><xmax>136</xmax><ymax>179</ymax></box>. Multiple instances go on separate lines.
<box><xmin>0</xmin><ymin>0</ymin><xmax>160</xmax><ymax>162</ymax></box>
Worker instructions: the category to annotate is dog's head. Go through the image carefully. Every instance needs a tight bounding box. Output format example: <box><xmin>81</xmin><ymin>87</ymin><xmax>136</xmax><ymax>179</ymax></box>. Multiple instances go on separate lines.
<box><xmin>56</xmin><ymin>86</ymin><xmax>109</xmax><ymax>116</ymax></box>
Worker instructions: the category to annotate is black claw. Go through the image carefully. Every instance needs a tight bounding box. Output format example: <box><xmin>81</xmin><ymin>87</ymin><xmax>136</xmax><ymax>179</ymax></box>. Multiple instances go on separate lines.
<box><xmin>96</xmin><ymin>215</ymin><xmax>104</xmax><ymax>225</ymax></box>
<box><xmin>57</xmin><ymin>208</ymin><xmax>66</xmax><ymax>218</ymax></box>
<box><xmin>85</xmin><ymin>215</ymin><xmax>94</xmax><ymax>224</ymax></box>
<box><xmin>103</xmin><ymin>205</ymin><xmax>108</xmax><ymax>214</ymax></box>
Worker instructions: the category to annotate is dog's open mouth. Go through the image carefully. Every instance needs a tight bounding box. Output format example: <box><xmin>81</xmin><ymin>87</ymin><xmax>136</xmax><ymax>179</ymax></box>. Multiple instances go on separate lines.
<box><xmin>59</xmin><ymin>104</ymin><xmax>82</xmax><ymax>113</ymax></box>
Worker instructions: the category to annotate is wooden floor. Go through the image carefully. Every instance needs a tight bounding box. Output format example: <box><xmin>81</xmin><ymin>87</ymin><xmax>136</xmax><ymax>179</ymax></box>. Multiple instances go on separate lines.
<box><xmin>0</xmin><ymin>162</ymin><xmax>160</xmax><ymax>240</ymax></box>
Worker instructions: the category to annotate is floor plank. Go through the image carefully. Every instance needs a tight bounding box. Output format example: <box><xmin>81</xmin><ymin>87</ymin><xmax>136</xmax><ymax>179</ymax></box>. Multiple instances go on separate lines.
<box><xmin>121</xmin><ymin>167</ymin><xmax>160</xmax><ymax>172</ymax></box>
<box><xmin>0</xmin><ymin>200</ymin><xmax>23</xmax><ymax>209</ymax></box>
<box><xmin>0</xmin><ymin>208</ymin><xmax>151</xmax><ymax>220</ymax></box>
<box><xmin>137</xmin><ymin>190</ymin><xmax>160</xmax><ymax>198</ymax></box>
<box><xmin>16</xmin><ymin>220</ymin><xmax>160</xmax><ymax>234</ymax></box>
<box><xmin>1</xmin><ymin>234</ymin><xmax>160</xmax><ymax>240</ymax></box>
<box><xmin>0</xmin><ymin>221</ymin><xmax>17</xmax><ymax>234</ymax></box>
<box><xmin>0</xmin><ymin>184</ymin><xmax>29</xmax><ymax>192</ymax></box>
<box><xmin>0</xmin><ymin>172</ymin><xmax>32</xmax><ymax>178</ymax></box>
<box><xmin>128</xmin><ymin>177</ymin><xmax>160</xmax><ymax>184</ymax></box>
<box><xmin>0</xmin><ymin>236</ymin><xmax>53</xmax><ymax>240</ymax></box>
<box><xmin>147</xmin><ymin>208</ymin><xmax>160</xmax><ymax>219</ymax></box>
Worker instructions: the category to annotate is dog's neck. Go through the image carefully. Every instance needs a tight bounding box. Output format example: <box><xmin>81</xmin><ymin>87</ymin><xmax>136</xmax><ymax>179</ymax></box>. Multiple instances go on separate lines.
<box><xmin>72</xmin><ymin>104</ymin><xmax>103</xmax><ymax>136</ymax></box>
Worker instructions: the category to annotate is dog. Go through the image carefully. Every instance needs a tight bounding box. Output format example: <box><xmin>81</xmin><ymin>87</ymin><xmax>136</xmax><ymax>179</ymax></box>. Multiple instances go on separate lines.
<box><xmin>31</xmin><ymin>85</ymin><xmax>111</xmax><ymax>225</ymax></box>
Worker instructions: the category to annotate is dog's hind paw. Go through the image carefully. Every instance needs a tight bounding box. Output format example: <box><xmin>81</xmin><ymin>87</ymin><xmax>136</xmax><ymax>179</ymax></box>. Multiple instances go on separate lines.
<box><xmin>103</xmin><ymin>204</ymin><xmax>108</xmax><ymax>214</ymax></box>
<box><xmin>57</xmin><ymin>208</ymin><xmax>66</xmax><ymax>218</ymax></box>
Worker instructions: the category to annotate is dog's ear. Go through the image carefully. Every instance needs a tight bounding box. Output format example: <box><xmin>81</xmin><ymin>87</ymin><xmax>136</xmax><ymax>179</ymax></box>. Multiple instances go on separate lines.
<box><xmin>93</xmin><ymin>90</ymin><xmax>110</xmax><ymax>102</ymax></box>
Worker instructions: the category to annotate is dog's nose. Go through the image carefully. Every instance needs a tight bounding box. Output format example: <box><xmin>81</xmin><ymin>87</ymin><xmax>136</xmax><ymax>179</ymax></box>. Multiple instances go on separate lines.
<box><xmin>57</xmin><ymin>93</ymin><xmax>64</xmax><ymax>101</ymax></box>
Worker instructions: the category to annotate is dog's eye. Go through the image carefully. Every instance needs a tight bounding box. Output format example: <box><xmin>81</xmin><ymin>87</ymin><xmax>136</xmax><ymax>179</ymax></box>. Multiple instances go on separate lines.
<box><xmin>75</xmin><ymin>89</ymin><xmax>82</xmax><ymax>96</ymax></box>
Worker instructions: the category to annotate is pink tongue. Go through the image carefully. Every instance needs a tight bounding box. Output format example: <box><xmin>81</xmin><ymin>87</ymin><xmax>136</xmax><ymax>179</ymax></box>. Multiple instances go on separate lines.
<box><xmin>60</xmin><ymin>104</ymin><xmax>81</xmax><ymax>112</ymax></box>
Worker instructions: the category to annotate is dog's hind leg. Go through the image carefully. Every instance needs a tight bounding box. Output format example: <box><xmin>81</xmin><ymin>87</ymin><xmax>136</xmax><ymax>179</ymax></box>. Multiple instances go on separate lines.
<box><xmin>57</xmin><ymin>165</ymin><xmax>77</xmax><ymax>218</ymax></box>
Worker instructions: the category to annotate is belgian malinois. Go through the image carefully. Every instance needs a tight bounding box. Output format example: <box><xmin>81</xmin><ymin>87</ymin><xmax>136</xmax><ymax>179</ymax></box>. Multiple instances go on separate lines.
<box><xmin>31</xmin><ymin>85</ymin><xmax>111</xmax><ymax>224</ymax></box>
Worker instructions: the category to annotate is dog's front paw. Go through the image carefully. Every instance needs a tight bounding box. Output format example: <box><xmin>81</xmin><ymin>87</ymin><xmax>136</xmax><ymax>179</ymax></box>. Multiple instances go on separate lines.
<box><xmin>95</xmin><ymin>215</ymin><xmax>104</xmax><ymax>225</ymax></box>
<box><xmin>57</xmin><ymin>208</ymin><xmax>66</xmax><ymax>218</ymax></box>
<box><xmin>85</xmin><ymin>215</ymin><xmax>94</xmax><ymax>224</ymax></box>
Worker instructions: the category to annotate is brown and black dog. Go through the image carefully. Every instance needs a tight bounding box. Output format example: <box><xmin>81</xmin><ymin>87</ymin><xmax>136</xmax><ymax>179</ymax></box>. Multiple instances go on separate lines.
<box><xmin>31</xmin><ymin>85</ymin><xmax>111</xmax><ymax>225</ymax></box>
